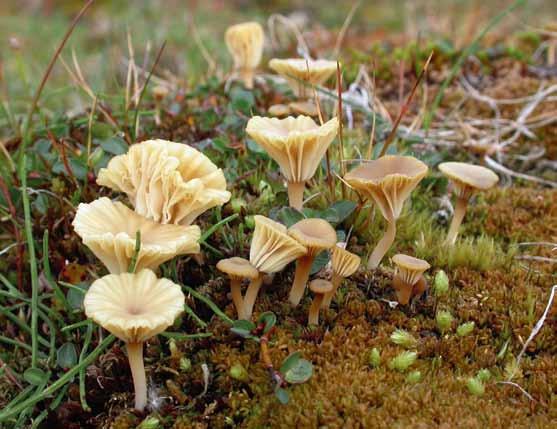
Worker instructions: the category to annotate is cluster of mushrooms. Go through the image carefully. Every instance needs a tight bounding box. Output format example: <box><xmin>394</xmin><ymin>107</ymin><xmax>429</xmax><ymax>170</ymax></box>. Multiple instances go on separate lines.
<box><xmin>71</xmin><ymin>20</ymin><xmax>501</xmax><ymax>411</ymax></box>
<box><xmin>73</xmin><ymin>140</ymin><xmax>231</xmax><ymax>410</ymax></box>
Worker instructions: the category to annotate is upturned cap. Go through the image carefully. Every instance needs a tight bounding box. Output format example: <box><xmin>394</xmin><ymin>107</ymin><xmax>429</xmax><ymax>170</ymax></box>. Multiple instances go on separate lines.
<box><xmin>288</xmin><ymin>218</ymin><xmax>337</xmax><ymax>256</ymax></box>
<box><xmin>217</xmin><ymin>257</ymin><xmax>259</xmax><ymax>280</ymax></box>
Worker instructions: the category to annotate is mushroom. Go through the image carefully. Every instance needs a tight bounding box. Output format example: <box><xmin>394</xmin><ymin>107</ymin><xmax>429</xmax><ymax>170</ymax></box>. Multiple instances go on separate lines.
<box><xmin>269</xmin><ymin>58</ymin><xmax>337</xmax><ymax>99</ymax></box>
<box><xmin>438</xmin><ymin>162</ymin><xmax>499</xmax><ymax>245</ymax></box>
<box><xmin>391</xmin><ymin>254</ymin><xmax>430</xmax><ymax>305</ymax></box>
<box><xmin>225</xmin><ymin>22</ymin><xmax>264</xmax><ymax>89</ymax></box>
<box><xmin>97</xmin><ymin>139</ymin><xmax>231</xmax><ymax>225</ymax></box>
<box><xmin>308</xmin><ymin>279</ymin><xmax>333</xmax><ymax>325</ymax></box>
<box><xmin>245</xmin><ymin>116</ymin><xmax>339</xmax><ymax>210</ymax></box>
<box><xmin>289</xmin><ymin>101</ymin><xmax>318</xmax><ymax>117</ymax></box>
<box><xmin>83</xmin><ymin>269</ymin><xmax>184</xmax><ymax>411</ymax></box>
<box><xmin>344</xmin><ymin>155</ymin><xmax>428</xmax><ymax>269</ymax></box>
<box><xmin>72</xmin><ymin>197</ymin><xmax>200</xmax><ymax>274</ymax></box>
<box><xmin>152</xmin><ymin>85</ymin><xmax>169</xmax><ymax>126</ymax></box>
<box><xmin>245</xmin><ymin>215</ymin><xmax>307</xmax><ymax>318</ymax></box>
<box><xmin>287</xmin><ymin>218</ymin><xmax>337</xmax><ymax>306</ymax></box>
<box><xmin>216</xmin><ymin>257</ymin><xmax>258</xmax><ymax>320</ymax></box>
<box><xmin>321</xmin><ymin>244</ymin><xmax>361</xmax><ymax>310</ymax></box>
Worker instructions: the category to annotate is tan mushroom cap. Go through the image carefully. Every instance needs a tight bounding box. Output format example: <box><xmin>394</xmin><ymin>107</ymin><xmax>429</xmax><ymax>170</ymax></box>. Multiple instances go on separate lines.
<box><xmin>309</xmin><ymin>279</ymin><xmax>334</xmax><ymax>294</ymax></box>
<box><xmin>216</xmin><ymin>257</ymin><xmax>259</xmax><ymax>280</ymax></box>
<box><xmin>269</xmin><ymin>58</ymin><xmax>337</xmax><ymax>96</ymax></box>
<box><xmin>97</xmin><ymin>139</ymin><xmax>230</xmax><ymax>226</ymax></box>
<box><xmin>392</xmin><ymin>254</ymin><xmax>430</xmax><ymax>286</ymax></box>
<box><xmin>344</xmin><ymin>155</ymin><xmax>428</xmax><ymax>221</ymax></box>
<box><xmin>84</xmin><ymin>269</ymin><xmax>184</xmax><ymax>344</ymax></box>
<box><xmin>288</xmin><ymin>218</ymin><xmax>337</xmax><ymax>256</ymax></box>
<box><xmin>331</xmin><ymin>244</ymin><xmax>361</xmax><ymax>278</ymax></box>
<box><xmin>246</xmin><ymin>116</ymin><xmax>339</xmax><ymax>183</ymax></box>
<box><xmin>225</xmin><ymin>22</ymin><xmax>264</xmax><ymax>70</ymax></box>
<box><xmin>73</xmin><ymin>197</ymin><xmax>200</xmax><ymax>274</ymax></box>
<box><xmin>438</xmin><ymin>162</ymin><xmax>499</xmax><ymax>198</ymax></box>
<box><xmin>249</xmin><ymin>215</ymin><xmax>307</xmax><ymax>273</ymax></box>
<box><xmin>289</xmin><ymin>101</ymin><xmax>318</xmax><ymax>117</ymax></box>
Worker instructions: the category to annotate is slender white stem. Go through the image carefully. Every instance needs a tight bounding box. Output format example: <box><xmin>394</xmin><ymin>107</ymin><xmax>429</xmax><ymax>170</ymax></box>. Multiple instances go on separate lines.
<box><xmin>244</xmin><ymin>273</ymin><xmax>264</xmax><ymax>320</ymax></box>
<box><xmin>126</xmin><ymin>342</ymin><xmax>147</xmax><ymax>411</ymax></box>
<box><xmin>446</xmin><ymin>196</ymin><xmax>468</xmax><ymax>245</ymax></box>
<box><xmin>367</xmin><ymin>219</ymin><xmax>396</xmax><ymax>269</ymax></box>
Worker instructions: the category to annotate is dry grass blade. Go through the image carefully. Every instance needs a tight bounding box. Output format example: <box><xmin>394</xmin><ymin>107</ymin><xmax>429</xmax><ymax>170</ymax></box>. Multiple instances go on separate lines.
<box><xmin>336</xmin><ymin>61</ymin><xmax>346</xmax><ymax>198</ymax></box>
<box><xmin>332</xmin><ymin>1</ymin><xmax>362</xmax><ymax>58</ymax></box>
<box><xmin>378</xmin><ymin>51</ymin><xmax>433</xmax><ymax>158</ymax></box>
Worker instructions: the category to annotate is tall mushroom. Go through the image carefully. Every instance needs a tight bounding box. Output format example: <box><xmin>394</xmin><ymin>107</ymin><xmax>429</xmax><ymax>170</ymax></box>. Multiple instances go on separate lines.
<box><xmin>225</xmin><ymin>22</ymin><xmax>264</xmax><ymax>89</ymax></box>
<box><xmin>391</xmin><ymin>254</ymin><xmax>430</xmax><ymax>305</ymax></box>
<box><xmin>287</xmin><ymin>218</ymin><xmax>337</xmax><ymax>306</ymax></box>
<box><xmin>83</xmin><ymin>269</ymin><xmax>184</xmax><ymax>411</ymax></box>
<box><xmin>216</xmin><ymin>257</ymin><xmax>258</xmax><ymax>320</ymax></box>
<box><xmin>246</xmin><ymin>116</ymin><xmax>339</xmax><ymax>210</ymax></box>
<box><xmin>344</xmin><ymin>155</ymin><xmax>428</xmax><ymax>269</ymax></box>
<box><xmin>73</xmin><ymin>197</ymin><xmax>200</xmax><ymax>274</ymax></box>
<box><xmin>97</xmin><ymin>139</ymin><xmax>231</xmax><ymax>226</ymax></box>
<box><xmin>308</xmin><ymin>279</ymin><xmax>333</xmax><ymax>325</ymax></box>
<box><xmin>245</xmin><ymin>215</ymin><xmax>307</xmax><ymax>318</ymax></box>
<box><xmin>438</xmin><ymin>162</ymin><xmax>499</xmax><ymax>245</ymax></box>
<box><xmin>322</xmin><ymin>244</ymin><xmax>361</xmax><ymax>310</ymax></box>
<box><xmin>269</xmin><ymin>58</ymin><xmax>337</xmax><ymax>99</ymax></box>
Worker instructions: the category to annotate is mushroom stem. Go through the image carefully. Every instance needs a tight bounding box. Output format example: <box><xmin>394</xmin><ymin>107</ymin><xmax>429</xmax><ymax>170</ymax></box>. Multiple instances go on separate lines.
<box><xmin>392</xmin><ymin>274</ymin><xmax>413</xmax><ymax>305</ymax></box>
<box><xmin>289</xmin><ymin>255</ymin><xmax>314</xmax><ymax>306</ymax></box>
<box><xmin>243</xmin><ymin>272</ymin><xmax>264</xmax><ymax>319</ymax></box>
<box><xmin>367</xmin><ymin>219</ymin><xmax>397</xmax><ymax>269</ymax></box>
<box><xmin>321</xmin><ymin>272</ymin><xmax>342</xmax><ymax>310</ymax></box>
<box><xmin>308</xmin><ymin>293</ymin><xmax>324</xmax><ymax>325</ymax></box>
<box><xmin>412</xmin><ymin>275</ymin><xmax>428</xmax><ymax>298</ymax></box>
<box><xmin>446</xmin><ymin>196</ymin><xmax>468</xmax><ymax>245</ymax></box>
<box><xmin>126</xmin><ymin>342</ymin><xmax>147</xmax><ymax>411</ymax></box>
<box><xmin>240</xmin><ymin>68</ymin><xmax>255</xmax><ymax>89</ymax></box>
<box><xmin>230</xmin><ymin>278</ymin><xmax>247</xmax><ymax>320</ymax></box>
<box><xmin>287</xmin><ymin>181</ymin><xmax>305</xmax><ymax>211</ymax></box>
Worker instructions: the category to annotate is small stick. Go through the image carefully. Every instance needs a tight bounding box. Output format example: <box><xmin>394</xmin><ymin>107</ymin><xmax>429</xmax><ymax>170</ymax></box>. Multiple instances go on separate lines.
<box><xmin>379</xmin><ymin>51</ymin><xmax>433</xmax><ymax>157</ymax></box>
<box><xmin>128</xmin><ymin>231</ymin><xmax>141</xmax><ymax>273</ymax></box>
<box><xmin>336</xmin><ymin>61</ymin><xmax>346</xmax><ymax>198</ymax></box>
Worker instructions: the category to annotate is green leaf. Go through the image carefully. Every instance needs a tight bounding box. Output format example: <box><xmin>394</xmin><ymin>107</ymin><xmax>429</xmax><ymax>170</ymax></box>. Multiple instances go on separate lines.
<box><xmin>230</xmin><ymin>87</ymin><xmax>255</xmax><ymax>115</ymax></box>
<box><xmin>328</xmin><ymin>200</ymin><xmax>357</xmax><ymax>223</ymax></box>
<box><xmin>67</xmin><ymin>283</ymin><xmax>88</xmax><ymax>310</ymax></box>
<box><xmin>277</xmin><ymin>207</ymin><xmax>305</xmax><ymax>227</ymax></box>
<box><xmin>257</xmin><ymin>312</ymin><xmax>276</xmax><ymax>334</ymax></box>
<box><xmin>275</xmin><ymin>387</ymin><xmax>290</xmax><ymax>404</ymax></box>
<box><xmin>57</xmin><ymin>342</ymin><xmax>78</xmax><ymax>369</ymax></box>
<box><xmin>280</xmin><ymin>352</ymin><xmax>313</xmax><ymax>384</ymax></box>
<box><xmin>99</xmin><ymin>136</ymin><xmax>127</xmax><ymax>155</ymax></box>
<box><xmin>230</xmin><ymin>319</ymin><xmax>256</xmax><ymax>339</ymax></box>
<box><xmin>310</xmin><ymin>250</ymin><xmax>329</xmax><ymax>275</ymax></box>
<box><xmin>24</xmin><ymin>368</ymin><xmax>47</xmax><ymax>386</ymax></box>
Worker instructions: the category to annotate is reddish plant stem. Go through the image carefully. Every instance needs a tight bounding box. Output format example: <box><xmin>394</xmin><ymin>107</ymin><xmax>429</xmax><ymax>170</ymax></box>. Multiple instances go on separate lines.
<box><xmin>259</xmin><ymin>328</ymin><xmax>286</xmax><ymax>389</ymax></box>
<box><xmin>47</xmin><ymin>131</ymin><xmax>78</xmax><ymax>187</ymax></box>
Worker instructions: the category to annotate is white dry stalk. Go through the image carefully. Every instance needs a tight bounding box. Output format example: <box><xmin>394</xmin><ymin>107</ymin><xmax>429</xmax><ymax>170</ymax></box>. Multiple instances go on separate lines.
<box><xmin>0</xmin><ymin>242</ymin><xmax>18</xmax><ymax>256</ymax></box>
<box><xmin>267</xmin><ymin>13</ymin><xmax>310</xmax><ymax>57</ymax></box>
<box><xmin>508</xmin><ymin>285</ymin><xmax>557</xmax><ymax>381</ymax></box>
<box><xmin>496</xmin><ymin>381</ymin><xmax>535</xmax><ymax>402</ymax></box>
<box><xmin>200</xmin><ymin>363</ymin><xmax>210</xmax><ymax>397</ymax></box>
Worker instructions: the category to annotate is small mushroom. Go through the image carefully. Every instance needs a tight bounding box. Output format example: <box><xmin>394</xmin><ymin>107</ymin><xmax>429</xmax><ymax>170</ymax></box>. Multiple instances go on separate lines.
<box><xmin>322</xmin><ymin>244</ymin><xmax>361</xmax><ymax>310</ymax></box>
<box><xmin>152</xmin><ymin>85</ymin><xmax>169</xmax><ymax>126</ymax></box>
<box><xmin>287</xmin><ymin>218</ymin><xmax>337</xmax><ymax>307</ymax></box>
<box><xmin>289</xmin><ymin>101</ymin><xmax>318</xmax><ymax>117</ymax></box>
<box><xmin>245</xmin><ymin>215</ymin><xmax>307</xmax><ymax>318</ymax></box>
<box><xmin>225</xmin><ymin>22</ymin><xmax>264</xmax><ymax>89</ymax></box>
<box><xmin>438</xmin><ymin>162</ymin><xmax>499</xmax><ymax>245</ymax></box>
<box><xmin>72</xmin><ymin>197</ymin><xmax>200</xmax><ymax>273</ymax></box>
<box><xmin>269</xmin><ymin>58</ymin><xmax>337</xmax><ymax>99</ymax></box>
<box><xmin>84</xmin><ymin>269</ymin><xmax>184</xmax><ymax>411</ymax></box>
<box><xmin>344</xmin><ymin>155</ymin><xmax>428</xmax><ymax>268</ymax></box>
<box><xmin>268</xmin><ymin>103</ymin><xmax>291</xmax><ymax>117</ymax></box>
<box><xmin>216</xmin><ymin>257</ymin><xmax>258</xmax><ymax>320</ymax></box>
<box><xmin>97</xmin><ymin>139</ymin><xmax>231</xmax><ymax>225</ymax></box>
<box><xmin>308</xmin><ymin>279</ymin><xmax>333</xmax><ymax>325</ymax></box>
<box><xmin>246</xmin><ymin>116</ymin><xmax>339</xmax><ymax>210</ymax></box>
<box><xmin>391</xmin><ymin>254</ymin><xmax>430</xmax><ymax>305</ymax></box>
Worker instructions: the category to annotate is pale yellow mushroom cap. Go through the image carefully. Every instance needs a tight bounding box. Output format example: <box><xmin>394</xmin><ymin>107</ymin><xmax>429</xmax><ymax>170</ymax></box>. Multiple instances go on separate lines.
<box><xmin>309</xmin><ymin>279</ymin><xmax>333</xmax><ymax>295</ymax></box>
<box><xmin>249</xmin><ymin>215</ymin><xmax>307</xmax><ymax>273</ymax></box>
<box><xmin>73</xmin><ymin>197</ymin><xmax>200</xmax><ymax>274</ymax></box>
<box><xmin>269</xmin><ymin>58</ymin><xmax>337</xmax><ymax>97</ymax></box>
<box><xmin>216</xmin><ymin>257</ymin><xmax>259</xmax><ymax>280</ymax></box>
<box><xmin>225</xmin><ymin>22</ymin><xmax>264</xmax><ymax>70</ymax></box>
<box><xmin>392</xmin><ymin>254</ymin><xmax>430</xmax><ymax>286</ymax></box>
<box><xmin>344</xmin><ymin>155</ymin><xmax>428</xmax><ymax>221</ymax></box>
<box><xmin>97</xmin><ymin>139</ymin><xmax>231</xmax><ymax>225</ymax></box>
<box><xmin>438</xmin><ymin>162</ymin><xmax>499</xmax><ymax>199</ymax></box>
<box><xmin>84</xmin><ymin>269</ymin><xmax>184</xmax><ymax>344</ymax></box>
<box><xmin>288</xmin><ymin>218</ymin><xmax>337</xmax><ymax>257</ymax></box>
<box><xmin>331</xmin><ymin>244</ymin><xmax>361</xmax><ymax>278</ymax></box>
<box><xmin>245</xmin><ymin>116</ymin><xmax>339</xmax><ymax>183</ymax></box>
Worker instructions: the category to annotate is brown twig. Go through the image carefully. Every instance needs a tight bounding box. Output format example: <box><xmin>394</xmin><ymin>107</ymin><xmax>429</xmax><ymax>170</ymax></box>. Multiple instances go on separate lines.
<box><xmin>0</xmin><ymin>175</ymin><xmax>23</xmax><ymax>292</ymax></box>
<box><xmin>259</xmin><ymin>327</ymin><xmax>286</xmax><ymax>389</ymax></box>
<box><xmin>20</xmin><ymin>0</ymin><xmax>95</xmax><ymax>158</ymax></box>
<box><xmin>378</xmin><ymin>51</ymin><xmax>433</xmax><ymax>158</ymax></box>
<box><xmin>336</xmin><ymin>61</ymin><xmax>346</xmax><ymax>199</ymax></box>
